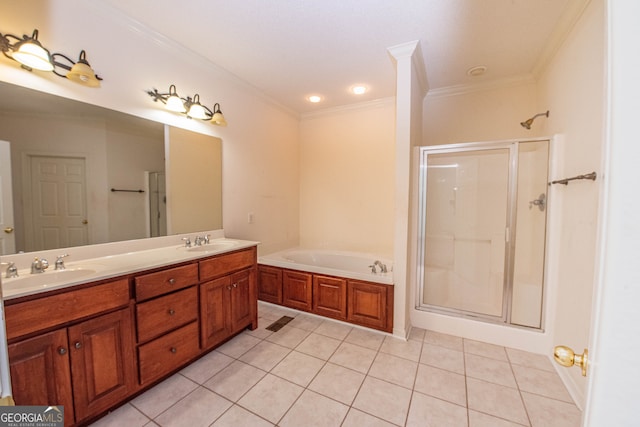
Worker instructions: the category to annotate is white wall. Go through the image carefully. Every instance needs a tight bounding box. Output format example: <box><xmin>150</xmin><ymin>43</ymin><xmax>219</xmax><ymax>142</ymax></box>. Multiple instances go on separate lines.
<box><xmin>537</xmin><ymin>0</ymin><xmax>605</xmax><ymax>406</ymax></box>
<box><xmin>298</xmin><ymin>100</ymin><xmax>395</xmax><ymax>256</ymax></box>
<box><xmin>0</xmin><ymin>0</ymin><xmax>300</xmax><ymax>255</ymax></box>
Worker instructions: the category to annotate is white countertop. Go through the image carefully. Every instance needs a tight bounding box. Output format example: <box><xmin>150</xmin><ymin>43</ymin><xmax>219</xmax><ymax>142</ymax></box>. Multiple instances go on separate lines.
<box><xmin>0</xmin><ymin>230</ymin><xmax>258</xmax><ymax>300</ymax></box>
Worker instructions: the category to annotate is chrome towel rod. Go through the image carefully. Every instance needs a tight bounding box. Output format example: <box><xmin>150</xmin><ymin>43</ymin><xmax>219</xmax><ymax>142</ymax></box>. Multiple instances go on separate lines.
<box><xmin>549</xmin><ymin>171</ymin><xmax>597</xmax><ymax>186</ymax></box>
<box><xmin>111</xmin><ymin>188</ymin><xmax>145</xmax><ymax>193</ymax></box>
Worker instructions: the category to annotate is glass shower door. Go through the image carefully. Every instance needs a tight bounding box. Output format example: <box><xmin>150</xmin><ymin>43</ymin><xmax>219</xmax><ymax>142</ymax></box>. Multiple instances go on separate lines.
<box><xmin>419</xmin><ymin>147</ymin><xmax>511</xmax><ymax>320</ymax></box>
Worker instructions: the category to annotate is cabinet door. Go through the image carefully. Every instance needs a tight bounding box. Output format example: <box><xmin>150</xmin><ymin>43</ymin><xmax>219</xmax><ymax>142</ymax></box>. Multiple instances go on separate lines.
<box><xmin>347</xmin><ymin>280</ymin><xmax>392</xmax><ymax>332</ymax></box>
<box><xmin>282</xmin><ymin>270</ymin><xmax>313</xmax><ymax>311</ymax></box>
<box><xmin>230</xmin><ymin>269</ymin><xmax>254</xmax><ymax>332</ymax></box>
<box><xmin>200</xmin><ymin>276</ymin><xmax>231</xmax><ymax>349</ymax></box>
<box><xmin>68</xmin><ymin>308</ymin><xmax>136</xmax><ymax>422</ymax></box>
<box><xmin>9</xmin><ymin>329</ymin><xmax>75</xmax><ymax>426</ymax></box>
<box><xmin>257</xmin><ymin>265</ymin><xmax>282</xmax><ymax>304</ymax></box>
<box><xmin>313</xmin><ymin>275</ymin><xmax>347</xmax><ymax>320</ymax></box>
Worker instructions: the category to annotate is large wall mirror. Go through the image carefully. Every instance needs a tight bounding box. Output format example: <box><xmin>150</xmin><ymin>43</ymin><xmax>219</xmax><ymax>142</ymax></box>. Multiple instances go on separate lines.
<box><xmin>0</xmin><ymin>81</ymin><xmax>222</xmax><ymax>255</ymax></box>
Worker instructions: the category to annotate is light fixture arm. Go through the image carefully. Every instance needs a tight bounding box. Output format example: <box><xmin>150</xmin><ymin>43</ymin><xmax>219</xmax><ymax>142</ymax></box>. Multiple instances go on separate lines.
<box><xmin>146</xmin><ymin>85</ymin><xmax>226</xmax><ymax>125</ymax></box>
<box><xmin>51</xmin><ymin>51</ymin><xmax>103</xmax><ymax>81</ymax></box>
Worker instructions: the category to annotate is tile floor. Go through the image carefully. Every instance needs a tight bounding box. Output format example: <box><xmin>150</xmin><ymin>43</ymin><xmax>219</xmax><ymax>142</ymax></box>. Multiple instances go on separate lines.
<box><xmin>90</xmin><ymin>302</ymin><xmax>582</xmax><ymax>427</ymax></box>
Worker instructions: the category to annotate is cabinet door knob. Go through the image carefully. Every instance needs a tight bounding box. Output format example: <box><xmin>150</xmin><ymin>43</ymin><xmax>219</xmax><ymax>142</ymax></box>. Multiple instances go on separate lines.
<box><xmin>74</xmin><ymin>342</ymin><xmax>82</xmax><ymax>349</ymax></box>
<box><xmin>226</xmin><ymin>286</ymin><xmax>231</xmax><ymax>290</ymax></box>
<box><xmin>232</xmin><ymin>283</ymin><xmax>238</xmax><ymax>288</ymax></box>
<box><xmin>168</xmin><ymin>309</ymin><xmax>175</xmax><ymax>316</ymax></box>
<box><xmin>168</xmin><ymin>278</ymin><xmax>176</xmax><ymax>285</ymax></box>
<box><xmin>170</xmin><ymin>347</ymin><xmax>177</xmax><ymax>354</ymax></box>
<box><xmin>58</xmin><ymin>347</ymin><xmax>67</xmax><ymax>355</ymax></box>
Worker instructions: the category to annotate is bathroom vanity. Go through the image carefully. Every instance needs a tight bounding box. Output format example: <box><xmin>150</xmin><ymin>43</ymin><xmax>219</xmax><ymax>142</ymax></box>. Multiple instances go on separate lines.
<box><xmin>1</xmin><ymin>236</ymin><xmax>257</xmax><ymax>426</ymax></box>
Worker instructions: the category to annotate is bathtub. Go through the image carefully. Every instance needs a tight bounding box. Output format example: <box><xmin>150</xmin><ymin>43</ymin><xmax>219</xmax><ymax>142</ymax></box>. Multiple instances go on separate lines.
<box><xmin>258</xmin><ymin>248</ymin><xmax>393</xmax><ymax>285</ymax></box>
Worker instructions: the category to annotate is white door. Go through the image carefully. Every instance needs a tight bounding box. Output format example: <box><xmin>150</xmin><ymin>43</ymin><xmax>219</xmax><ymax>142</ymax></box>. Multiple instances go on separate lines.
<box><xmin>0</xmin><ymin>141</ymin><xmax>16</xmax><ymax>255</ymax></box>
<box><xmin>581</xmin><ymin>1</ymin><xmax>640</xmax><ymax>425</ymax></box>
<box><xmin>25</xmin><ymin>155</ymin><xmax>88</xmax><ymax>251</ymax></box>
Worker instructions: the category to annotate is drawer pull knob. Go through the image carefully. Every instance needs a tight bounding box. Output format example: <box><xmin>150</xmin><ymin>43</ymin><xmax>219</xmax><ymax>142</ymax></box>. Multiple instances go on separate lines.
<box><xmin>232</xmin><ymin>283</ymin><xmax>238</xmax><ymax>288</ymax></box>
<box><xmin>170</xmin><ymin>347</ymin><xmax>177</xmax><ymax>354</ymax></box>
<box><xmin>58</xmin><ymin>347</ymin><xmax>67</xmax><ymax>355</ymax></box>
<box><xmin>168</xmin><ymin>278</ymin><xmax>176</xmax><ymax>285</ymax></box>
<box><xmin>227</xmin><ymin>286</ymin><xmax>231</xmax><ymax>290</ymax></box>
<box><xmin>168</xmin><ymin>309</ymin><xmax>175</xmax><ymax>316</ymax></box>
<box><xmin>74</xmin><ymin>342</ymin><xmax>82</xmax><ymax>349</ymax></box>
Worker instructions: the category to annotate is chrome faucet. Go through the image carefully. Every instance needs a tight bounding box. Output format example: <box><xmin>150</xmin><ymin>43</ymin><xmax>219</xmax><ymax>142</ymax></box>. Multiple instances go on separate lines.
<box><xmin>1</xmin><ymin>262</ymin><xmax>18</xmax><ymax>278</ymax></box>
<box><xmin>182</xmin><ymin>237</ymin><xmax>192</xmax><ymax>248</ymax></box>
<box><xmin>194</xmin><ymin>236</ymin><xmax>205</xmax><ymax>246</ymax></box>
<box><xmin>55</xmin><ymin>254</ymin><xmax>69</xmax><ymax>270</ymax></box>
<box><xmin>204</xmin><ymin>234</ymin><xmax>211</xmax><ymax>244</ymax></box>
<box><xmin>31</xmin><ymin>257</ymin><xmax>49</xmax><ymax>274</ymax></box>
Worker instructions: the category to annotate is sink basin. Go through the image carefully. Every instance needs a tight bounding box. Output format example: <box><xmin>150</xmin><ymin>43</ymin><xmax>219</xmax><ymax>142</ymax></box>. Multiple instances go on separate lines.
<box><xmin>2</xmin><ymin>268</ymin><xmax>98</xmax><ymax>295</ymax></box>
<box><xmin>186</xmin><ymin>241</ymin><xmax>237</xmax><ymax>253</ymax></box>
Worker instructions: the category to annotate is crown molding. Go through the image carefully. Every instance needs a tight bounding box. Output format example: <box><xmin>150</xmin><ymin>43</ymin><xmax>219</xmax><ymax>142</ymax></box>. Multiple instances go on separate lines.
<box><xmin>88</xmin><ymin>1</ymin><xmax>299</xmax><ymax>120</ymax></box>
<box><xmin>300</xmin><ymin>97</ymin><xmax>395</xmax><ymax>120</ymax></box>
<box><xmin>426</xmin><ymin>74</ymin><xmax>537</xmax><ymax>99</ymax></box>
<box><xmin>387</xmin><ymin>40</ymin><xmax>429</xmax><ymax>96</ymax></box>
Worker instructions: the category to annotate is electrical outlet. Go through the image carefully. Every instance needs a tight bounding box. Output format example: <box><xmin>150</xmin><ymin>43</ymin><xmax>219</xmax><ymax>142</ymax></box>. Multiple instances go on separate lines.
<box><xmin>248</xmin><ymin>212</ymin><xmax>254</xmax><ymax>224</ymax></box>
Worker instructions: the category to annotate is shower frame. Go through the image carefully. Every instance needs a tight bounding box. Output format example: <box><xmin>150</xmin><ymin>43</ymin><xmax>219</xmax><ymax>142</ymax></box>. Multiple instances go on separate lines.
<box><xmin>415</xmin><ymin>138</ymin><xmax>550</xmax><ymax>329</ymax></box>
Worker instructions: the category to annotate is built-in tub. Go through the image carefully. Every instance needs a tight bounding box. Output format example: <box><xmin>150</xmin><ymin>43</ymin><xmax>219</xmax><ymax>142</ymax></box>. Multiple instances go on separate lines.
<box><xmin>258</xmin><ymin>248</ymin><xmax>393</xmax><ymax>285</ymax></box>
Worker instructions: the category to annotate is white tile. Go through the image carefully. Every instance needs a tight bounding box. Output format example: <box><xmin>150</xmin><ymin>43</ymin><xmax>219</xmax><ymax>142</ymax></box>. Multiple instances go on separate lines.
<box><xmin>379</xmin><ymin>336</ymin><xmax>423</xmax><ymax>362</ymax></box>
<box><xmin>521</xmin><ymin>392</ymin><xmax>582</xmax><ymax>427</ymax></box>
<box><xmin>466</xmin><ymin>378</ymin><xmax>529</xmax><ymax>425</ymax></box>
<box><xmin>464</xmin><ymin>339</ymin><xmax>508</xmax><ymax>361</ymax></box>
<box><xmin>408</xmin><ymin>327</ymin><xmax>426</xmax><ymax>342</ymax></box>
<box><xmin>344</xmin><ymin>328</ymin><xmax>385</xmax><ymax>351</ymax></box>
<box><xmin>352</xmin><ymin>376</ymin><xmax>412</xmax><ymax>426</ymax></box>
<box><xmin>204</xmin><ymin>360</ymin><xmax>266</xmax><ymax>402</ymax></box>
<box><xmin>329</xmin><ymin>342</ymin><xmax>377</xmax><ymax>373</ymax></box>
<box><xmin>131</xmin><ymin>374</ymin><xmax>198</xmax><ymax>419</ymax></box>
<box><xmin>211</xmin><ymin>405</ymin><xmax>273</xmax><ymax>427</ymax></box>
<box><xmin>179</xmin><ymin>350</ymin><xmax>234</xmax><ymax>384</ymax></box>
<box><xmin>279</xmin><ymin>390</ymin><xmax>349</xmax><ymax>427</ymax></box>
<box><xmin>314</xmin><ymin>319</ymin><xmax>353</xmax><ymax>340</ymax></box>
<box><xmin>512</xmin><ymin>365</ymin><xmax>573</xmax><ymax>402</ymax></box>
<box><xmin>414</xmin><ymin>364</ymin><xmax>467</xmax><ymax>406</ymax></box>
<box><xmin>424</xmin><ymin>330</ymin><xmax>464</xmax><ymax>351</ymax></box>
<box><xmin>238</xmin><ymin>340</ymin><xmax>291</xmax><ymax>371</ymax></box>
<box><xmin>465</xmin><ymin>353</ymin><xmax>517</xmax><ymax>388</ymax></box>
<box><xmin>288</xmin><ymin>313</ymin><xmax>324</xmax><ymax>331</ymax></box>
<box><xmin>468</xmin><ymin>410</ymin><xmax>526</xmax><ymax>427</ymax></box>
<box><xmin>237</xmin><ymin>374</ymin><xmax>303</xmax><ymax>424</ymax></box>
<box><xmin>265</xmin><ymin>325</ymin><xmax>310</xmax><ymax>348</ymax></box>
<box><xmin>420</xmin><ymin>342</ymin><xmax>465</xmax><ymax>374</ymax></box>
<box><xmin>341</xmin><ymin>408</ymin><xmax>395</xmax><ymax>427</ymax></box>
<box><xmin>368</xmin><ymin>352</ymin><xmax>418</xmax><ymax>389</ymax></box>
<box><xmin>154</xmin><ymin>387</ymin><xmax>232</xmax><ymax>427</ymax></box>
<box><xmin>216</xmin><ymin>333</ymin><xmax>262</xmax><ymax>358</ymax></box>
<box><xmin>271</xmin><ymin>350</ymin><xmax>325</xmax><ymax>387</ymax></box>
<box><xmin>506</xmin><ymin>348</ymin><xmax>555</xmax><ymax>372</ymax></box>
<box><xmin>406</xmin><ymin>391</ymin><xmax>468</xmax><ymax>427</ymax></box>
<box><xmin>90</xmin><ymin>404</ymin><xmax>149</xmax><ymax>427</ymax></box>
<box><xmin>308</xmin><ymin>363</ymin><xmax>365</xmax><ymax>405</ymax></box>
<box><xmin>244</xmin><ymin>317</ymin><xmax>275</xmax><ymax>340</ymax></box>
<box><xmin>295</xmin><ymin>332</ymin><xmax>342</xmax><ymax>360</ymax></box>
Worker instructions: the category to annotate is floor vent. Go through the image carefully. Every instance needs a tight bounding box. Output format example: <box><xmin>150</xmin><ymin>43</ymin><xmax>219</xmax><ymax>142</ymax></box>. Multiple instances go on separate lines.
<box><xmin>266</xmin><ymin>316</ymin><xmax>294</xmax><ymax>332</ymax></box>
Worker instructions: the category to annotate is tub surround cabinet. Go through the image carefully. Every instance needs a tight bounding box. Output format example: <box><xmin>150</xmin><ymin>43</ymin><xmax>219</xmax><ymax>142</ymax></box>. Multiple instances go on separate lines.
<box><xmin>4</xmin><ymin>246</ymin><xmax>258</xmax><ymax>426</ymax></box>
<box><xmin>258</xmin><ymin>265</ymin><xmax>393</xmax><ymax>333</ymax></box>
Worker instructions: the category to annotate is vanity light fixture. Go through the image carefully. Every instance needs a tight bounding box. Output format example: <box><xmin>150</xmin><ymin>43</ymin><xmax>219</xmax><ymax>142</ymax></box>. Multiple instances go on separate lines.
<box><xmin>0</xmin><ymin>29</ymin><xmax>102</xmax><ymax>87</ymax></box>
<box><xmin>146</xmin><ymin>85</ymin><xmax>228</xmax><ymax>126</ymax></box>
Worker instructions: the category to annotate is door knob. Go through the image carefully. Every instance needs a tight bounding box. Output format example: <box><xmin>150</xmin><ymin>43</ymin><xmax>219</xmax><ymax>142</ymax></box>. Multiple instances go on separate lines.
<box><xmin>82</xmin><ymin>219</ymin><xmax>88</xmax><ymax>225</ymax></box>
<box><xmin>554</xmin><ymin>345</ymin><xmax>588</xmax><ymax>376</ymax></box>
<box><xmin>3</xmin><ymin>227</ymin><xmax>14</xmax><ymax>234</ymax></box>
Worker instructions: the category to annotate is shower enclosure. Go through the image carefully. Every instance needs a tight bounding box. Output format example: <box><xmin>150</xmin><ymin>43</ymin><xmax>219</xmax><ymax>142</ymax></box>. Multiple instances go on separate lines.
<box><xmin>416</xmin><ymin>140</ymin><xmax>549</xmax><ymax>329</ymax></box>
<box><xmin>148</xmin><ymin>171</ymin><xmax>167</xmax><ymax>238</ymax></box>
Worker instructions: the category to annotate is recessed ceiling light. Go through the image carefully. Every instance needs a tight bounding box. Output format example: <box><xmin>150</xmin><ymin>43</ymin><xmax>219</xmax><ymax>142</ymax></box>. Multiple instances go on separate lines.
<box><xmin>467</xmin><ymin>65</ymin><xmax>487</xmax><ymax>77</ymax></box>
<box><xmin>307</xmin><ymin>95</ymin><xmax>323</xmax><ymax>103</ymax></box>
<box><xmin>350</xmin><ymin>84</ymin><xmax>368</xmax><ymax>95</ymax></box>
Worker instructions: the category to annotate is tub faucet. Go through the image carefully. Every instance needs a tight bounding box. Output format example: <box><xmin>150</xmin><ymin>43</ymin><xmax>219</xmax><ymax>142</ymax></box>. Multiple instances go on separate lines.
<box><xmin>373</xmin><ymin>260</ymin><xmax>388</xmax><ymax>273</ymax></box>
<box><xmin>31</xmin><ymin>257</ymin><xmax>49</xmax><ymax>274</ymax></box>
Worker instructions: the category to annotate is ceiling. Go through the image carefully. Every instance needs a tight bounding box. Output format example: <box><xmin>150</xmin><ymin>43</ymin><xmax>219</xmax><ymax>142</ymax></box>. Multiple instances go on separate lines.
<box><xmin>98</xmin><ymin>0</ymin><xmax>585</xmax><ymax>114</ymax></box>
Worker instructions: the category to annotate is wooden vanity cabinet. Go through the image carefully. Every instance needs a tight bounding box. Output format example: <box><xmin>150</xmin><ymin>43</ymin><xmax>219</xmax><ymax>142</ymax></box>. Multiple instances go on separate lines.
<box><xmin>347</xmin><ymin>280</ymin><xmax>394</xmax><ymax>333</ymax></box>
<box><xmin>6</xmin><ymin>279</ymin><xmax>134</xmax><ymax>426</ymax></box>
<box><xmin>199</xmin><ymin>248</ymin><xmax>257</xmax><ymax>350</ymax></box>
<box><xmin>282</xmin><ymin>270</ymin><xmax>313</xmax><ymax>311</ymax></box>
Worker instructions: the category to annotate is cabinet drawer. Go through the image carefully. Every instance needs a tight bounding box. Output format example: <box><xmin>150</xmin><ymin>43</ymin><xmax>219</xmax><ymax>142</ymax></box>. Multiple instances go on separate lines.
<box><xmin>135</xmin><ymin>264</ymin><xmax>198</xmax><ymax>302</ymax></box>
<box><xmin>5</xmin><ymin>279</ymin><xmax>130</xmax><ymax>341</ymax></box>
<box><xmin>136</xmin><ymin>287</ymin><xmax>198</xmax><ymax>343</ymax></box>
<box><xmin>138</xmin><ymin>321</ymin><xmax>200</xmax><ymax>385</ymax></box>
<box><xmin>199</xmin><ymin>247</ymin><xmax>256</xmax><ymax>281</ymax></box>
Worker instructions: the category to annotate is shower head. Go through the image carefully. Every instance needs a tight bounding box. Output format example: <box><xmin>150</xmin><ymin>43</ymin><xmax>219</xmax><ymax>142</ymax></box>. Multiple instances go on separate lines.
<box><xmin>520</xmin><ymin>110</ymin><xmax>549</xmax><ymax>129</ymax></box>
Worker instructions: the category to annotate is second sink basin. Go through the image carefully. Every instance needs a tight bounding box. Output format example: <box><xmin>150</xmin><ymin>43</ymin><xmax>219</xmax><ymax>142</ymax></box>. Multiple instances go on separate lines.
<box><xmin>2</xmin><ymin>267</ymin><xmax>98</xmax><ymax>296</ymax></box>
